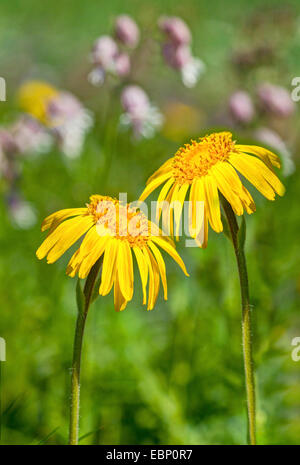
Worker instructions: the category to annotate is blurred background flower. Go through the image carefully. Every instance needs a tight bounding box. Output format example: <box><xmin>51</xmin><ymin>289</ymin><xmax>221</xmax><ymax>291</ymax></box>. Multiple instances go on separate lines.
<box><xmin>120</xmin><ymin>85</ymin><xmax>163</xmax><ymax>139</ymax></box>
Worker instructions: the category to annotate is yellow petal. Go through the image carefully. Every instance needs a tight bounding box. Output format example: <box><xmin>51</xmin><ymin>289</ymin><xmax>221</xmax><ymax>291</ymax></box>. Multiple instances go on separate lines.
<box><xmin>41</xmin><ymin>208</ymin><xmax>88</xmax><ymax>232</ymax></box>
<box><xmin>114</xmin><ymin>272</ymin><xmax>128</xmax><ymax>312</ymax></box>
<box><xmin>173</xmin><ymin>183</ymin><xmax>189</xmax><ymax>239</ymax></box>
<box><xmin>139</xmin><ymin>172</ymin><xmax>172</xmax><ymax>202</ymax></box>
<box><xmin>156</xmin><ymin>177</ymin><xmax>175</xmax><ymax>222</ymax></box>
<box><xmin>211</xmin><ymin>164</ymin><xmax>244</xmax><ymax>216</ymax></box>
<box><xmin>147</xmin><ymin>248</ymin><xmax>160</xmax><ymax>310</ymax></box>
<box><xmin>151</xmin><ymin>236</ymin><xmax>189</xmax><ymax>276</ymax></box>
<box><xmin>202</xmin><ymin>175</ymin><xmax>223</xmax><ymax>233</ymax></box>
<box><xmin>36</xmin><ymin>215</ymin><xmax>93</xmax><ymax>262</ymax></box>
<box><xmin>148</xmin><ymin>241</ymin><xmax>167</xmax><ymax>300</ymax></box>
<box><xmin>100</xmin><ymin>238</ymin><xmax>118</xmax><ymax>296</ymax></box>
<box><xmin>236</xmin><ymin>144</ymin><xmax>281</xmax><ymax>169</ymax></box>
<box><xmin>77</xmin><ymin>236</ymin><xmax>109</xmax><ymax>279</ymax></box>
<box><xmin>117</xmin><ymin>241</ymin><xmax>134</xmax><ymax>301</ymax></box>
<box><xmin>229</xmin><ymin>152</ymin><xmax>284</xmax><ymax>200</ymax></box>
<box><xmin>189</xmin><ymin>178</ymin><xmax>205</xmax><ymax>238</ymax></box>
<box><xmin>146</xmin><ymin>158</ymin><xmax>173</xmax><ymax>185</ymax></box>
<box><xmin>133</xmin><ymin>246</ymin><xmax>148</xmax><ymax>305</ymax></box>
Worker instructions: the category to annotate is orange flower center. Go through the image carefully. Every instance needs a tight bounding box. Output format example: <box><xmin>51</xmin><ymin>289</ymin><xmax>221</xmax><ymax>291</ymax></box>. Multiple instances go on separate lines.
<box><xmin>88</xmin><ymin>195</ymin><xmax>150</xmax><ymax>247</ymax></box>
<box><xmin>172</xmin><ymin>131</ymin><xmax>236</xmax><ymax>184</ymax></box>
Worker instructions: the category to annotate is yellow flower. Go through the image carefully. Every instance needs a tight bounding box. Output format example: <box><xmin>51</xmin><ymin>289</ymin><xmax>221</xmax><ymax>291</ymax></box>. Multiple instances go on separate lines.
<box><xmin>139</xmin><ymin>131</ymin><xmax>285</xmax><ymax>247</ymax></box>
<box><xmin>36</xmin><ymin>195</ymin><xmax>188</xmax><ymax>311</ymax></box>
<box><xmin>17</xmin><ymin>80</ymin><xmax>58</xmax><ymax>124</ymax></box>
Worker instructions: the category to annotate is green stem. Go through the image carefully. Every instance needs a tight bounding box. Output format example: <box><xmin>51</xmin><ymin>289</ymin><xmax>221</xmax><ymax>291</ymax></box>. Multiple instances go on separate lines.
<box><xmin>222</xmin><ymin>197</ymin><xmax>256</xmax><ymax>445</ymax></box>
<box><xmin>68</xmin><ymin>259</ymin><xmax>102</xmax><ymax>445</ymax></box>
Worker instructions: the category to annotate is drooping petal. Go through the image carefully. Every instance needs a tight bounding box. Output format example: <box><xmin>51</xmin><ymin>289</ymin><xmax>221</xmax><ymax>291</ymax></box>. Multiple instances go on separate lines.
<box><xmin>139</xmin><ymin>172</ymin><xmax>173</xmax><ymax>202</ymax></box>
<box><xmin>211</xmin><ymin>163</ymin><xmax>244</xmax><ymax>215</ymax></box>
<box><xmin>41</xmin><ymin>208</ymin><xmax>88</xmax><ymax>232</ymax></box>
<box><xmin>189</xmin><ymin>178</ymin><xmax>205</xmax><ymax>239</ymax></box>
<box><xmin>77</xmin><ymin>236</ymin><xmax>109</xmax><ymax>279</ymax></box>
<box><xmin>202</xmin><ymin>175</ymin><xmax>223</xmax><ymax>232</ymax></box>
<box><xmin>117</xmin><ymin>240</ymin><xmax>134</xmax><ymax>301</ymax></box>
<box><xmin>100</xmin><ymin>238</ymin><xmax>119</xmax><ymax>296</ymax></box>
<box><xmin>36</xmin><ymin>215</ymin><xmax>94</xmax><ymax>262</ymax></box>
<box><xmin>148</xmin><ymin>241</ymin><xmax>167</xmax><ymax>300</ymax></box>
<box><xmin>156</xmin><ymin>177</ymin><xmax>175</xmax><ymax>222</ymax></box>
<box><xmin>146</xmin><ymin>158</ymin><xmax>173</xmax><ymax>185</ymax></box>
<box><xmin>173</xmin><ymin>183</ymin><xmax>189</xmax><ymax>239</ymax></box>
<box><xmin>229</xmin><ymin>152</ymin><xmax>284</xmax><ymax>200</ymax></box>
<box><xmin>133</xmin><ymin>246</ymin><xmax>148</xmax><ymax>305</ymax></box>
<box><xmin>147</xmin><ymin>248</ymin><xmax>160</xmax><ymax>310</ymax></box>
<box><xmin>151</xmin><ymin>236</ymin><xmax>189</xmax><ymax>276</ymax></box>
<box><xmin>114</xmin><ymin>271</ymin><xmax>128</xmax><ymax>312</ymax></box>
<box><xmin>236</xmin><ymin>144</ymin><xmax>281</xmax><ymax>169</ymax></box>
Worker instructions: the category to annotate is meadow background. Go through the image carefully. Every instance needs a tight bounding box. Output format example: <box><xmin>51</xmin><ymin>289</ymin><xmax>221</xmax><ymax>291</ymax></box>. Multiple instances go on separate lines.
<box><xmin>0</xmin><ymin>0</ymin><xmax>300</xmax><ymax>445</ymax></box>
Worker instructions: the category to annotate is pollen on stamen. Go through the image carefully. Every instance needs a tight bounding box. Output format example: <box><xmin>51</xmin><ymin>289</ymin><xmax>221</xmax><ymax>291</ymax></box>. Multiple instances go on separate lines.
<box><xmin>172</xmin><ymin>131</ymin><xmax>236</xmax><ymax>184</ymax></box>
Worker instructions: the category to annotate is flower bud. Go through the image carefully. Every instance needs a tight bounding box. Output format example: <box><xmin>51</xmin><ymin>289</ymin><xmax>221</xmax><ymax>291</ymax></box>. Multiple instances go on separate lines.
<box><xmin>257</xmin><ymin>83</ymin><xmax>295</xmax><ymax>118</ymax></box>
<box><xmin>229</xmin><ymin>91</ymin><xmax>255</xmax><ymax>124</ymax></box>
<box><xmin>91</xmin><ymin>35</ymin><xmax>118</xmax><ymax>68</ymax></box>
<box><xmin>158</xmin><ymin>16</ymin><xmax>191</xmax><ymax>45</ymax></box>
<box><xmin>115</xmin><ymin>15</ymin><xmax>140</xmax><ymax>48</ymax></box>
<box><xmin>162</xmin><ymin>42</ymin><xmax>192</xmax><ymax>70</ymax></box>
<box><xmin>115</xmin><ymin>53</ymin><xmax>131</xmax><ymax>77</ymax></box>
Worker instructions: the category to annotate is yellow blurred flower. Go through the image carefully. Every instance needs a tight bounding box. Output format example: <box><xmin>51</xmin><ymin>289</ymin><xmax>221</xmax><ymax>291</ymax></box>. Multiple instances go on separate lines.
<box><xmin>162</xmin><ymin>101</ymin><xmax>203</xmax><ymax>141</ymax></box>
<box><xmin>36</xmin><ymin>195</ymin><xmax>188</xmax><ymax>311</ymax></box>
<box><xmin>140</xmin><ymin>131</ymin><xmax>285</xmax><ymax>247</ymax></box>
<box><xmin>17</xmin><ymin>80</ymin><xmax>58</xmax><ymax>124</ymax></box>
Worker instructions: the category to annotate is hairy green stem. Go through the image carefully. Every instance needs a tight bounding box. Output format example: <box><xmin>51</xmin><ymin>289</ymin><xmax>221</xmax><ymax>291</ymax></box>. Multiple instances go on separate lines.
<box><xmin>68</xmin><ymin>259</ymin><xmax>102</xmax><ymax>445</ymax></box>
<box><xmin>222</xmin><ymin>197</ymin><xmax>256</xmax><ymax>445</ymax></box>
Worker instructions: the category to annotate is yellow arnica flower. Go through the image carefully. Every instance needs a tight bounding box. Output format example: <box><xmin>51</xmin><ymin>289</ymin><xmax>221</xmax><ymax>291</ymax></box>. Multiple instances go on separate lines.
<box><xmin>36</xmin><ymin>195</ymin><xmax>188</xmax><ymax>311</ymax></box>
<box><xmin>139</xmin><ymin>131</ymin><xmax>285</xmax><ymax>247</ymax></box>
<box><xmin>17</xmin><ymin>80</ymin><xmax>58</xmax><ymax>124</ymax></box>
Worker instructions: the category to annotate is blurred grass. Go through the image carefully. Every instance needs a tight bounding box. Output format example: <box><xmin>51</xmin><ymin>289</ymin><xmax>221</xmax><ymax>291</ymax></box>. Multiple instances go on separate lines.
<box><xmin>0</xmin><ymin>0</ymin><xmax>300</xmax><ymax>445</ymax></box>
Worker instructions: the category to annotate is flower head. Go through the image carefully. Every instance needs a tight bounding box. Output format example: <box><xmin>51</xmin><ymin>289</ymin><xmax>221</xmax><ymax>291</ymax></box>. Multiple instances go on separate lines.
<box><xmin>17</xmin><ymin>80</ymin><xmax>58</xmax><ymax>124</ymax></box>
<box><xmin>229</xmin><ymin>91</ymin><xmax>255</xmax><ymax>124</ymax></box>
<box><xmin>257</xmin><ymin>83</ymin><xmax>295</xmax><ymax>118</ymax></box>
<box><xmin>158</xmin><ymin>16</ymin><xmax>205</xmax><ymax>88</ymax></box>
<box><xmin>17</xmin><ymin>81</ymin><xmax>92</xmax><ymax>158</ymax></box>
<box><xmin>158</xmin><ymin>16</ymin><xmax>191</xmax><ymax>45</ymax></box>
<box><xmin>115</xmin><ymin>15</ymin><xmax>140</xmax><ymax>48</ymax></box>
<box><xmin>140</xmin><ymin>131</ymin><xmax>285</xmax><ymax>247</ymax></box>
<box><xmin>120</xmin><ymin>85</ymin><xmax>163</xmax><ymax>139</ymax></box>
<box><xmin>36</xmin><ymin>195</ymin><xmax>188</xmax><ymax>311</ymax></box>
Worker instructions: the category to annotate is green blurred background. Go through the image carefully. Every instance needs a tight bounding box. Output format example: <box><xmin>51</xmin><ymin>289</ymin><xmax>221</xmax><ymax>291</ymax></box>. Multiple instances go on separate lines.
<box><xmin>0</xmin><ymin>0</ymin><xmax>300</xmax><ymax>445</ymax></box>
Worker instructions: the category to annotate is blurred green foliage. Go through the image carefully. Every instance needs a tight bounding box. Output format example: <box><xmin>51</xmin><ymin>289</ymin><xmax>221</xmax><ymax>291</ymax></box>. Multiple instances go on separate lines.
<box><xmin>0</xmin><ymin>0</ymin><xmax>300</xmax><ymax>445</ymax></box>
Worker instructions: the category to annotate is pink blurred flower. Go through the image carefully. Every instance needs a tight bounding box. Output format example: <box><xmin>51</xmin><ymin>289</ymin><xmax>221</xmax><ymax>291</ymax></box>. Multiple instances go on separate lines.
<box><xmin>159</xmin><ymin>16</ymin><xmax>205</xmax><ymax>87</ymax></box>
<box><xmin>11</xmin><ymin>116</ymin><xmax>52</xmax><ymax>155</ymax></box>
<box><xmin>257</xmin><ymin>83</ymin><xmax>295</xmax><ymax>118</ymax></box>
<box><xmin>47</xmin><ymin>92</ymin><xmax>93</xmax><ymax>158</ymax></box>
<box><xmin>158</xmin><ymin>16</ymin><xmax>191</xmax><ymax>45</ymax></box>
<box><xmin>121</xmin><ymin>85</ymin><xmax>150</xmax><ymax>117</ymax></box>
<box><xmin>91</xmin><ymin>35</ymin><xmax>119</xmax><ymax>68</ymax></box>
<box><xmin>162</xmin><ymin>42</ymin><xmax>192</xmax><ymax>69</ymax></box>
<box><xmin>115</xmin><ymin>52</ymin><xmax>131</xmax><ymax>77</ymax></box>
<box><xmin>229</xmin><ymin>91</ymin><xmax>255</xmax><ymax>124</ymax></box>
<box><xmin>115</xmin><ymin>15</ymin><xmax>140</xmax><ymax>48</ymax></box>
<box><xmin>120</xmin><ymin>85</ymin><xmax>163</xmax><ymax>139</ymax></box>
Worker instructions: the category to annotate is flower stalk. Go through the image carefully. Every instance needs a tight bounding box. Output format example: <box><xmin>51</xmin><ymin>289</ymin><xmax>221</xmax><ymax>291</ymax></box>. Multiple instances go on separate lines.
<box><xmin>68</xmin><ymin>258</ymin><xmax>102</xmax><ymax>445</ymax></box>
<box><xmin>221</xmin><ymin>196</ymin><xmax>256</xmax><ymax>445</ymax></box>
